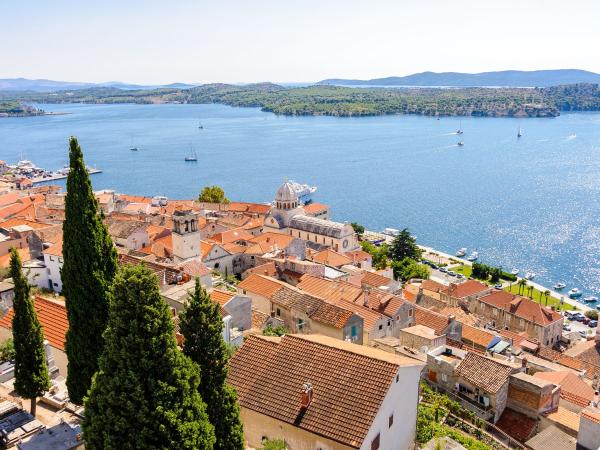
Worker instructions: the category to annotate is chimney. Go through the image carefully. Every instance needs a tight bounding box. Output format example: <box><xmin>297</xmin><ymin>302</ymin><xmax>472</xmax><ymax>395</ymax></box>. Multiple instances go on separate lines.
<box><xmin>300</xmin><ymin>382</ymin><xmax>313</xmax><ymax>409</ymax></box>
<box><xmin>363</xmin><ymin>288</ymin><xmax>370</xmax><ymax>307</ymax></box>
<box><xmin>448</xmin><ymin>314</ymin><xmax>455</xmax><ymax>324</ymax></box>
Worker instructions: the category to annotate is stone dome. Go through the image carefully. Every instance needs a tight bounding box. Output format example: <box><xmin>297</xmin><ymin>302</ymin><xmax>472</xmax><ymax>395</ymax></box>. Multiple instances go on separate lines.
<box><xmin>275</xmin><ymin>181</ymin><xmax>298</xmax><ymax>202</ymax></box>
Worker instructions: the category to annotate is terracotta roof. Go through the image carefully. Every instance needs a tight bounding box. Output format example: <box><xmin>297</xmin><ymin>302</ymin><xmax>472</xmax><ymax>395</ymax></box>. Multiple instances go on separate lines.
<box><xmin>414</xmin><ymin>306</ymin><xmax>449</xmax><ymax>336</ymax></box>
<box><xmin>581</xmin><ymin>406</ymin><xmax>600</xmax><ymax>425</ymax></box>
<box><xmin>210</xmin><ymin>228</ymin><xmax>254</xmax><ymax>244</ymax></box>
<box><xmin>479</xmin><ymin>291</ymin><xmax>562</xmax><ymax>326</ymax></box>
<box><xmin>244</xmin><ymin>262</ymin><xmax>278</xmax><ymax>278</ymax></box>
<box><xmin>461</xmin><ymin>324</ymin><xmax>496</xmax><ymax>349</ymax></box>
<box><xmin>0</xmin><ymin>247</ymin><xmax>32</xmax><ymax>268</ymax></box>
<box><xmin>360</xmin><ymin>271</ymin><xmax>393</xmax><ymax>289</ymax></box>
<box><xmin>226</xmin><ymin>202</ymin><xmax>271</xmax><ymax>215</ymax></box>
<box><xmin>251</xmin><ymin>308</ymin><xmax>270</xmax><ymax>329</ymax></box>
<box><xmin>359</xmin><ymin>290</ymin><xmax>405</xmax><ymax>317</ymax></box>
<box><xmin>545</xmin><ymin>406</ymin><xmax>580</xmax><ymax>432</ymax></box>
<box><xmin>574</xmin><ymin>342</ymin><xmax>600</xmax><ymax>367</ymax></box>
<box><xmin>302</xmin><ymin>202</ymin><xmax>329</xmax><ymax>214</ymax></box>
<box><xmin>0</xmin><ymin>296</ymin><xmax>68</xmax><ymax>350</ymax></box>
<box><xmin>534</xmin><ymin>371</ymin><xmax>594</xmax><ymax>407</ymax></box>
<box><xmin>210</xmin><ymin>289</ymin><xmax>235</xmax><ymax>306</ymax></box>
<box><xmin>336</xmin><ymin>299</ymin><xmax>384</xmax><ymax>331</ymax></box>
<box><xmin>310</xmin><ymin>249</ymin><xmax>352</xmax><ymax>268</ymax></box>
<box><xmin>297</xmin><ymin>274</ymin><xmax>362</xmax><ymax>304</ymax></box>
<box><xmin>177</xmin><ymin>260</ymin><xmax>212</xmax><ymax>278</ymax></box>
<box><xmin>238</xmin><ymin>274</ymin><xmax>285</xmax><ymax>299</ymax></box>
<box><xmin>228</xmin><ymin>334</ymin><xmax>420</xmax><ymax>448</ymax></box>
<box><xmin>421</xmin><ymin>279</ymin><xmax>448</xmax><ymax>294</ymax></box>
<box><xmin>0</xmin><ymin>218</ymin><xmax>52</xmax><ymax>230</ymax></box>
<box><xmin>106</xmin><ymin>218</ymin><xmax>149</xmax><ymax>239</ymax></box>
<box><xmin>447</xmin><ymin>280</ymin><xmax>489</xmax><ymax>298</ymax></box>
<box><xmin>43</xmin><ymin>241</ymin><xmax>63</xmax><ymax>257</ymax></box>
<box><xmin>455</xmin><ymin>352</ymin><xmax>515</xmax><ymax>393</ymax></box>
<box><xmin>433</xmin><ymin>305</ymin><xmax>480</xmax><ymax>327</ymax></box>
<box><xmin>249</xmin><ymin>232</ymin><xmax>295</xmax><ymax>250</ymax></box>
<box><xmin>496</xmin><ymin>408</ymin><xmax>537</xmax><ymax>442</ymax></box>
<box><xmin>344</xmin><ymin>250</ymin><xmax>371</xmax><ymax>263</ymax></box>
<box><xmin>309</xmin><ymin>302</ymin><xmax>355</xmax><ymax>329</ymax></box>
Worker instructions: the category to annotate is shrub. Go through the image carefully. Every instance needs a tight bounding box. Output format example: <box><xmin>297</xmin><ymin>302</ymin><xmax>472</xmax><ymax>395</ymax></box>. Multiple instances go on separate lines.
<box><xmin>585</xmin><ymin>310</ymin><xmax>598</xmax><ymax>320</ymax></box>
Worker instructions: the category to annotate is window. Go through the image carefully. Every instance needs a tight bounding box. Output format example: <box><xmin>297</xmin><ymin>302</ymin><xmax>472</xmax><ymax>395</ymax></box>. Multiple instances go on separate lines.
<box><xmin>243</xmin><ymin>290</ymin><xmax>247</xmax><ymax>295</ymax></box>
<box><xmin>408</xmin><ymin>309</ymin><xmax>413</xmax><ymax>317</ymax></box>
<box><xmin>49</xmin><ymin>256</ymin><xmax>54</xmax><ymax>261</ymax></box>
<box><xmin>396</xmin><ymin>374</ymin><xmax>399</xmax><ymax>382</ymax></box>
<box><xmin>276</xmin><ymin>308</ymin><xmax>281</xmax><ymax>317</ymax></box>
<box><xmin>388</xmin><ymin>414</ymin><xmax>394</xmax><ymax>428</ymax></box>
<box><xmin>440</xmin><ymin>373</ymin><xmax>448</xmax><ymax>382</ymax></box>
<box><xmin>351</xmin><ymin>325</ymin><xmax>357</xmax><ymax>337</ymax></box>
<box><xmin>371</xmin><ymin>433</ymin><xmax>380</xmax><ymax>450</ymax></box>
<box><xmin>378</xmin><ymin>324</ymin><xmax>383</xmax><ymax>330</ymax></box>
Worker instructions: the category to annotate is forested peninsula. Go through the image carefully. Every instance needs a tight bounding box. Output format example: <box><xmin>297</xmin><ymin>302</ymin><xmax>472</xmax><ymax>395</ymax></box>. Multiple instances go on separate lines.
<box><xmin>2</xmin><ymin>82</ymin><xmax>600</xmax><ymax>118</ymax></box>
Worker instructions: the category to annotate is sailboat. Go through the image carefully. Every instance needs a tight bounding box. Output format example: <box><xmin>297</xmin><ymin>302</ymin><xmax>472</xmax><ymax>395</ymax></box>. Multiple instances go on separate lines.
<box><xmin>198</xmin><ymin>121</ymin><xmax>203</xmax><ymax>129</ymax></box>
<box><xmin>517</xmin><ymin>125</ymin><xmax>523</xmax><ymax>138</ymax></box>
<box><xmin>184</xmin><ymin>145</ymin><xmax>198</xmax><ymax>162</ymax></box>
<box><xmin>457</xmin><ymin>120</ymin><xmax>463</xmax><ymax>135</ymax></box>
<box><xmin>129</xmin><ymin>136</ymin><xmax>139</xmax><ymax>151</ymax></box>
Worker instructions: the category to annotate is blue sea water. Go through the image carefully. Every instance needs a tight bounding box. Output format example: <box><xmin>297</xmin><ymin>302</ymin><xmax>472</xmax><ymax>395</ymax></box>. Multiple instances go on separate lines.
<box><xmin>1</xmin><ymin>103</ymin><xmax>600</xmax><ymax>298</ymax></box>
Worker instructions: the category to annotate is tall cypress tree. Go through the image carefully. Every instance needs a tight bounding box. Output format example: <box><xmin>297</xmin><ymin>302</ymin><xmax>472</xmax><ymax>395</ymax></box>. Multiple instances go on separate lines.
<box><xmin>62</xmin><ymin>136</ymin><xmax>117</xmax><ymax>404</ymax></box>
<box><xmin>9</xmin><ymin>248</ymin><xmax>50</xmax><ymax>417</ymax></box>
<box><xmin>179</xmin><ymin>279</ymin><xmax>245</xmax><ymax>450</ymax></box>
<box><xmin>83</xmin><ymin>265</ymin><xmax>215</xmax><ymax>450</ymax></box>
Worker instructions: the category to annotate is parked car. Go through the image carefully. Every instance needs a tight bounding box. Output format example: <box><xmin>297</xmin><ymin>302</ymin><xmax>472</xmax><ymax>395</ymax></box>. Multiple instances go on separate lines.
<box><xmin>582</xmin><ymin>317</ymin><xmax>591</xmax><ymax>325</ymax></box>
<box><xmin>563</xmin><ymin>324</ymin><xmax>572</xmax><ymax>332</ymax></box>
<box><xmin>573</xmin><ymin>314</ymin><xmax>585</xmax><ymax>322</ymax></box>
<box><xmin>431</xmin><ymin>264</ymin><xmax>439</xmax><ymax>270</ymax></box>
<box><xmin>456</xmin><ymin>274</ymin><xmax>465</xmax><ymax>279</ymax></box>
<box><xmin>589</xmin><ymin>320</ymin><xmax>598</xmax><ymax>328</ymax></box>
<box><xmin>439</xmin><ymin>267</ymin><xmax>448</xmax><ymax>273</ymax></box>
<box><xmin>579</xmin><ymin>330</ymin><xmax>588</xmax><ymax>338</ymax></box>
<box><xmin>447</xmin><ymin>271</ymin><xmax>457</xmax><ymax>277</ymax></box>
<box><xmin>494</xmin><ymin>283</ymin><xmax>503</xmax><ymax>290</ymax></box>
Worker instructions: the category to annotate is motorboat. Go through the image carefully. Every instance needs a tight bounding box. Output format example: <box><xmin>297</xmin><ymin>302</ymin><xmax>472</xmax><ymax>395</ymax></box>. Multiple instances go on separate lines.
<box><xmin>553</xmin><ymin>282</ymin><xmax>566</xmax><ymax>290</ymax></box>
<box><xmin>583</xmin><ymin>296</ymin><xmax>598</xmax><ymax>303</ymax></box>
<box><xmin>517</xmin><ymin>126</ymin><xmax>523</xmax><ymax>138</ymax></box>
<box><xmin>457</xmin><ymin>120</ymin><xmax>463</xmax><ymax>135</ymax></box>
<box><xmin>568</xmin><ymin>288</ymin><xmax>582</xmax><ymax>298</ymax></box>
<box><xmin>525</xmin><ymin>272</ymin><xmax>535</xmax><ymax>280</ymax></box>
<box><xmin>466</xmin><ymin>251</ymin><xmax>478</xmax><ymax>261</ymax></box>
<box><xmin>457</xmin><ymin>141</ymin><xmax>464</xmax><ymax>146</ymax></box>
<box><xmin>456</xmin><ymin>248</ymin><xmax>467</xmax><ymax>257</ymax></box>
<box><xmin>511</xmin><ymin>268</ymin><xmax>519</xmax><ymax>276</ymax></box>
<box><xmin>130</xmin><ymin>147</ymin><xmax>139</xmax><ymax>151</ymax></box>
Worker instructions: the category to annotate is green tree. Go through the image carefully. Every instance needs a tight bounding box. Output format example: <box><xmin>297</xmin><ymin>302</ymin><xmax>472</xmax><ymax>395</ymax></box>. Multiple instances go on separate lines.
<box><xmin>388</xmin><ymin>228</ymin><xmax>421</xmax><ymax>262</ymax></box>
<box><xmin>489</xmin><ymin>267</ymin><xmax>501</xmax><ymax>284</ymax></box>
<box><xmin>198</xmin><ymin>186</ymin><xmax>230</xmax><ymax>204</ymax></box>
<box><xmin>9</xmin><ymin>248</ymin><xmax>50</xmax><ymax>417</ymax></box>
<box><xmin>262</xmin><ymin>325</ymin><xmax>289</xmax><ymax>337</ymax></box>
<box><xmin>360</xmin><ymin>241</ymin><xmax>388</xmax><ymax>270</ymax></box>
<box><xmin>517</xmin><ymin>278</ymin><xmax>527</xmax><ymax>295</ymax></box>
<box><xmin>543</xmin><ymin>290</ymin><xmax>551</xmax><ymax>306</ymax></box>
<box><xmin>0</xmin><ymin>339</ymin><xmax>15</xmax><ymax>362</ymax></box>
<box><xmin>391</xmin><ymin>257</ymin><xmax>430</xmax><ymax>282</ymax></box>
<box><xmin>179</xmin><ymin>280</ymin><xmax>244</xmax><ymax>450</ymax></box>
<box><xmin>585</xmin><ymin>310</ymin><xmax>598</xmax><ymax>320</ymax></box>
<box><xmin>62</xmin><ymin>137</ymin><xmax>118</xmax><ymax>404</ymax></box>
<box><xmin>350</xmin><ymin>222</ymin><xmax>365</xmax><ymax>236</ymax></box>
<box><xmin>83</xmin><ymin>265</ymin><xmax>215</xmax><ymax>450</ymax></box>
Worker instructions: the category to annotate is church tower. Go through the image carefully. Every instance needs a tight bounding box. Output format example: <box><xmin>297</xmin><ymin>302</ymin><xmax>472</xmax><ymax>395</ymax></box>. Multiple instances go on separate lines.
<box><xmin>172</xmin><ymin>209</ymin><xmax>200</xmax><ymax>262</ymax></box>
<box><xmin>264</xmin><ymin>180</ymin><xmax>305</xmax><ymax>232</ymax></box>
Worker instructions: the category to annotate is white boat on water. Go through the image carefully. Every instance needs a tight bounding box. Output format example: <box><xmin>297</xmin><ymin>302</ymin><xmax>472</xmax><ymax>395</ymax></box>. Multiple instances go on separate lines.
<box><xmin>517</xmin><ymin>126</ymin><xmax>523</xmax><ymax>138</ymax></box>
<box><xmin>185</xmin><ymin>145</ymin><xmax>198</xmax><ymax>162</ymax></box>
<box><xmin>525</xmin><ymin>272</ymin><xmax>535</xmax><ymax>280</ymax></box>
<box><xmin>289</xmin><ymin>180</ymin><xmax>317</xmax><ymax>203</ymax></box>
<box><xmin>569</xmin><ymin>288</ymin><xmax>582</xmax><ymax>298</ymax></box>
<box><xmin>553</xmin><ymin>282</ymin><xmax>566</xmax><ymax>290</ymax></box>
<box><xmin>456</xmin><ymin>248</ymin><xmax>467</xmax><ymax>257</ymax></box>
<box><xmin>511</xmin><ymin>268</ymin><xmax>519</xmax><ymax>275</ymax></box>
<box><xmin>457</xmin><ymin>141</ymin><xmax>464</xmax><ymax>146</ymax></box>
<box><xmin>457</xmin><ymin>120</ymin><xmax>463</xmax><ymax>135</ymax></box>
<box><xmin>466</xmin><ymin>251</ymin><xmax>478</xmax><ymax>261</ymax></box>
<box><xmin>583</xmin><ymin>296</ymin><xmax>598</xmax><ymax>303</ymax></box>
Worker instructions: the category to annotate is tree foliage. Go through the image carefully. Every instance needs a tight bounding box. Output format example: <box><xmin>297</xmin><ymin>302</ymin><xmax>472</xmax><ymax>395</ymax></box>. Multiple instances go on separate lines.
<box><xmin>262</xmin><ymin>325</ymin><xmax>289</xmax><ymax>337</ymax></box>
<box><xmin>179</xmin><ymin>280</ymin><xmax>244</xmax><ymax>450</ymax></box>
<box><xmin>391</xmin><ymin>257</ymin><xmax>430</xmax><ymax>282</ymax></box>
<box><xmin>83</xmin><ymin>265</ymin><xmax>215</xmax><ymax>450</ymax></box>
<box><xmin>198</xmin><ymin>186</ymin><xmax>230</xmax><ymax>204</ymax></box>
<box><xmin>62</xmin><ymin>136</ymin><xmax>119</xmax><ymax>404</ymax></box>
<box><xmin>585</xmin><ymin>310</ymin><xmax>598</xmax><ymax>320</ymax></box>
<box><xmin>350</xmin><ymin>222</ymin><xmax>365</xmax><ymax>235</ymax></box>
<box><xmin>388</xmin><ymin>229</ymin><xmax>422</xmax><ymax>262</ymax></box>
<box><xmin>360</xmin><ymin>241</ymin><xmax>388</xmax><ymax>270</ymax></box>
<box><xmin>0</xmin><ymin>339</ymin><xmax>15</xmax><ymax>362</ymax></box>
<box><xmin>9</xmin><ymin>248</ymin><xmax>50</xmax><ymax>416</ymax></box>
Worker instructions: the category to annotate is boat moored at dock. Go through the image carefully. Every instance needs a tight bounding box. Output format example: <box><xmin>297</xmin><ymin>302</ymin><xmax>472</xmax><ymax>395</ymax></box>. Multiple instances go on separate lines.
<box><xmin>568</xmin><ymin>288</ymin><xmax>583</xmax><ymax>298</ymax></box>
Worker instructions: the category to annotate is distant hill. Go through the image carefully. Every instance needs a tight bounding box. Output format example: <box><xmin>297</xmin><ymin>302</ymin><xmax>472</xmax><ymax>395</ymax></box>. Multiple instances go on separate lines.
<box><xmin>318</xmin><ymin>70</ymin><xmax>600</xmax><ymax>88</ymax></box>
<box><xmin>0</xmin><ymin>78</ymin><xmax>197</xmax><ymax>92</ymax></box>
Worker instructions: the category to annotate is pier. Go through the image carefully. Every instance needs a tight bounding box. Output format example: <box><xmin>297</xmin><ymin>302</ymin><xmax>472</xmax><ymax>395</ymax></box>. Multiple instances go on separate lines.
<box><xmin>30</xmin><ymin>168</ymin><xmax>102</xmax><ymax>184</ymax></box>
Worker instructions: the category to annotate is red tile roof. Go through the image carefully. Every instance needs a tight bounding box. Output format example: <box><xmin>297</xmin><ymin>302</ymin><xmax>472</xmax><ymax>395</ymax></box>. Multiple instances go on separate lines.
<box><xmin>310</xmin><ymin>249</ymin><xmax>352</xmax><ymax>268</ymax></box>
<box><xmin>461</xmin><ymin>324</ymin><xmax>496</xmax><ymax>349</ymax></box>
<box><xmin>414</xmin><ymin>306</ymin><xmax>449</xmax><ymax>336</ymax></box>
<box><xmin>534</xmin><ymin>371</ymin><xmax>595</xmax><ymax>407</ymax></box>
<box><xmin>496</xmin><ymin>409</ymin><xmax>537</xmax><ymax>442</ymax></box>
<box><xmin>0</xmin><ymin>296</ymin><xmax>68</xmax><ymax>350</ymax></box>
<box><xmin>210</xmin><ymin>289</ymin><xmax>235</xmax><ymax>306</ymax></box>
<box><xmin>360</xmin><ymin>271</ymin><xmax>393</xmax><ymax>289</ymax></box>
<box><xmin>237</xmin><ymin>274</ymin><xmax>285</xmax><ymax>299</ymax></box>
<box><xmin>302</xmin><ymin>202</ymin><xmax>329</xmax><ymax>214</ymax></box>
<box><xmin>455</xmin><ymin>352</ymin><xmax>515</xmax><ymax>393</ymax></box>
<box><xmin>479</xmin><ymin>291</ymin><xmax>563</xmax><ymax>326</ymax></box>
<box><xmin>447</xmin><ymin>280</ymin><xmax>489</xmax><ymax>298</ymax></box>
<box><xmin>228</xmin><ymin>334</ymin><xmax>420</xmax><ymax>448</ymax></box>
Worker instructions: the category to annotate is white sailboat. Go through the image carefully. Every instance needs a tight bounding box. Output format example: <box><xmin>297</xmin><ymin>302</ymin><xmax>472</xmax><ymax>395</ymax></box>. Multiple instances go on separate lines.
<box><xmin>457</xmin><ymin>120</ymin><xmax>463</xmax><ymax>135</ymax></box>
<box><xmin>517</xmin><ymin>125</ymin><xmax>523</xmax><ymax>138</ymax></box>
<box><xmin>184</xmin><ymin>145</ymin><xmax>198</xmax><ymax>162</ymax></box>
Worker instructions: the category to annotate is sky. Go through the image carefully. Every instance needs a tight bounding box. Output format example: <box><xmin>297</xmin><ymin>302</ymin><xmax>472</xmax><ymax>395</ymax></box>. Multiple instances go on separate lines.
<box><xmin>1</xmin><ymin>0</ymin><xmax>598</xmax><ymax>84</ymax></box>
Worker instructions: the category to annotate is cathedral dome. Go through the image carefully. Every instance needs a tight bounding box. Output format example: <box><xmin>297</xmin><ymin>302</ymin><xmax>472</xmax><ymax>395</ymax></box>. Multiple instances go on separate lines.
<box><xmin>275</xmin><ymin>181</ymin><xmax>298</xmax><ymax>203</ymax></box>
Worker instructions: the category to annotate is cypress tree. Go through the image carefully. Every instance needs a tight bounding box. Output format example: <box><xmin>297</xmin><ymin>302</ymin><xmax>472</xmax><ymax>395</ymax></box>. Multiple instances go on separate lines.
<box><xmin>62</xmin><ymin>136</ymin><xmax>118</xmax><ymax>404</ymax></box>
<box><xmin>9</xmin><ymin>248</ymin><xmax>50</xmax><ymax>417</ymax></box>
<box><xmin>83</xmin><ymin>265</ymin><xmax>215</xmax><ymax>450</ymax></box>
<box><xmin>179</xmin><ymin>279</ymin><xmax>245</xmax><ymax>450</ymax></box>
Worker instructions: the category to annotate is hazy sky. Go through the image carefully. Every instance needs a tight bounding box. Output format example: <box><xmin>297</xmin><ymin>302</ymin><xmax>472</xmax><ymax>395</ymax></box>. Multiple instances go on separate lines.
<box><xmin>2</xmin><ymin>0</ymin><xmax>598</xmax><ymax>84</ymax></box>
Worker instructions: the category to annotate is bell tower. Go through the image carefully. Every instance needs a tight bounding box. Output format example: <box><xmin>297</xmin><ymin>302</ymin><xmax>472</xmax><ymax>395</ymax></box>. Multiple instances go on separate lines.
<box><xmin>172</xmin><ymin>209</ymin><xmax>200</xmax><ymax>262</ymax></box>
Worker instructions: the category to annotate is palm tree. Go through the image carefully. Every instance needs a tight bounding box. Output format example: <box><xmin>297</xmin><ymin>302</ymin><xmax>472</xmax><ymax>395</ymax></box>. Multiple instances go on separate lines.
<box><xmin>544</xmin><ymin>290</ymin><xmax>551</xmax><ymax>306</ymax></box>
<box><xmin>518</xmin><ymin>278</ymin><xmax>527</xmax><ymax>295</ymax></box>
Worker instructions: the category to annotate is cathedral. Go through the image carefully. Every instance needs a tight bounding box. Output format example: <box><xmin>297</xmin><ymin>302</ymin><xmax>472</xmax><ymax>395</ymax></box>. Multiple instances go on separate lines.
<box><xmin>264</xmin><ymin>181</ymin><xmax>358</xmax><ymax>253</ymax></box>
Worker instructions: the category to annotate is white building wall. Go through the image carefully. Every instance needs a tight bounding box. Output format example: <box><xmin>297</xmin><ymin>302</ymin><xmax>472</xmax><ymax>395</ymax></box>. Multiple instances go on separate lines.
<box><xmin>578</xmin><ymin>413</ymin><xmax>600</xmax><ymax>450</ymax></box>
<box><xmin>359</xmin><ymin>364</ymin><xmax>424</xmax><ymax>450</ymax></box>
<box><xmin>43</xmin><ymin>253</ymin><xmax>63</xmax><ymax>292</ymax></box>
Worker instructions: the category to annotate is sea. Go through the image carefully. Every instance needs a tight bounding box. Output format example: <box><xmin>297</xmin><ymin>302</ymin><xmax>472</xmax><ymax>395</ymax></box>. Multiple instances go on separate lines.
<box><xmin>1</xmin><ymin>103</ymin><xmax>600</xmax><ymax>301</ymax></box>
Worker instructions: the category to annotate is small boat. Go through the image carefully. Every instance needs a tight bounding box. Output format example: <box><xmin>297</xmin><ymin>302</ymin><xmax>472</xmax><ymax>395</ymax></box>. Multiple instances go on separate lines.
<box><xmin>525</xmin><ymin>272</ymin><xmax>535</xmax><ymax>280</ymax></box>
<box><xmin>457</xmin><ymin>120</ymin><xmax>463</xmax><ymax>135</ymax></box>
<box><xmin>553</xmin><ymin>282</ymin><xmax>566</xmax><ymax>290</ymax></box>
<box><xmin>583</xmin><ymin>296</ymin><xmax>598</xmax><ymax>303</ymax></box>
<box><xmin>568</xmin><ymin>288</ymin><xmax>582</xmax><ymax>298</ymax></box>
<box><xmin>456</xmin><ymin>248</ymin><xmax>467</xmax><ymax>257</ymax></box>
<box><xmin>517</xmin><ymin>126</ymin><xmax>523</xmax><ymax>138</ymax></box>
<box><xmin>130</xmin><ymin>147</ymin><xmax>139</xmax><ymax>151</ymax></box>
<box><xmin>596</xmin><ymin>305</ymin><xmax>600</xmax><ymax>311</ymax></box>
<box><xmin>184</xmin><ymin>145</ymin><xmax>198</xmax><ymax>162</ymax></box>
<box><xmin>198</xmin><ymin>121</ymin><xmax>203</xmax><ymax>129</ymax></box>
<box><xmin>466</xmin><ymin>251</ymin><xmax>478</xmax><ymax>261</ymax></box>
<box><xmin>511</xmin><ymin>268</ymin><xmax>519</xmax><ymax>276</ymax></box>
<box><xmin>457</xmin><ymin>141</ymin><xmax>464</xmax><ymax>146</ymax></box>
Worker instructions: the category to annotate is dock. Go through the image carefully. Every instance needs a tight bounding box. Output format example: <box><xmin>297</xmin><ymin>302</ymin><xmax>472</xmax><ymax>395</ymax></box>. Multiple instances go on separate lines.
<box><xmin>30</xmin><ymin>169</ymin><xmax>102</xmax><ymax>184</ymax></box>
